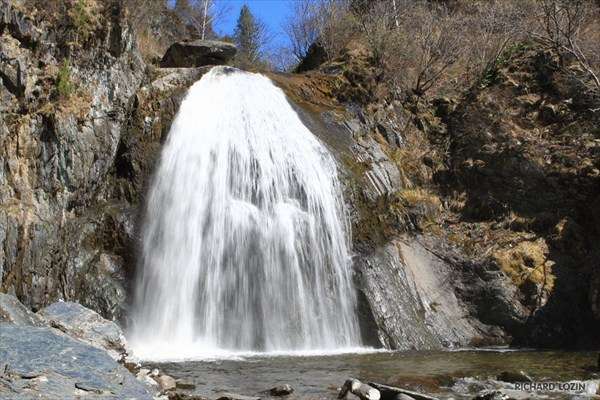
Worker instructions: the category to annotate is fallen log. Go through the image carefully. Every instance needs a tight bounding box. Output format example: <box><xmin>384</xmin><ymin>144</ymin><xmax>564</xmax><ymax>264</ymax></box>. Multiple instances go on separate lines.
<box><xmin>338</xmin><ymin>379</ymin><xmax>381</xmax><ymax>400</ymax></box>
<box><xmin>368</xmin><ymin>382</ymin><xmax>440</xmax><ymax>400</ymax></box>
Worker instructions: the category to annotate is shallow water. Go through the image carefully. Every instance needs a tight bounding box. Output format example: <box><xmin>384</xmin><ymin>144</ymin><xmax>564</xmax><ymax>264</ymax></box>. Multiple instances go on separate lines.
<box><xmin>153</xmin><ymin>349</ymin><xmax>598</xmax><ymax>399</ymax></box>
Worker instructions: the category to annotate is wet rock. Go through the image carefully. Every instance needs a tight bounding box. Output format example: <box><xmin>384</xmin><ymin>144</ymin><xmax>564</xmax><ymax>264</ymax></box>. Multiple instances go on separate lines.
<box><xmin>155</xmin><ymin>374</ymin><xmax>177</xmax><ymax>392</ymax></box>
<box><xmin>369</xmin><ymin>382</ymin><xmax>439</xmax><ymax>400</ymax></box>
<box><xmin>175</xmin><ymin>378</ymin><xmax>196</xmax><ymax>390</ymax></box>
<box><xmin>473</xmin><ymin>391</ymin><xmax>509</xmax><ymax>400</ymax></box>
<box><xmin>339</xmin><ymin>379</ymin><xmax>380</xmax><ymax>400</ymax></box>
<box><xmin>123</xmin><ymin>359</ymin><xmax>141</xmax><ymax>374</ymax></box>
<box><xmin>160</xmin><ymin>40</ymin><xmax>237</xmax><ymax>68</ymax></box>
<box><xmin>270</xmin><ymin>384</ymin><xmax>294</xmax><ymax>396</ymax></box>
<box><xmin>0</xmin><ymin>293</ymin><xmax>42</xmax><ymax>326</ymax></box>
<box><xmin>137</xmin><ymin>368</ymin><xmax>159</xmax><ymax>388</ymax></box>
<box><xmin>393</xmin><ymin>394</ymin><xmax>416</xmax><ymax>400</ymax></box>
<box><xmin>496</xmin><ymin>371</ymin><xmax>532</xmax><ymax>383</ymax></box>
<box><xmin>539</xmin><ymin>103</ymin><xmax>560</xmax><ymax>124</ymax></box>
<box><xmin>0</xmin><ymin>323</ymin><xmax>152</xmax><ymax>399</ymax></box>
<box><xmin>115</xmin><ymin>66</ymin><xmax>211</xmax><ymax>203</ymax></box>
<box><xmin>216</xmin><ymin>393</ymin><xmax>260</xmax><ymax>400</ymax></box>
<box><xmin>38</xmin><ymin>301</ymin><xmax>126</xmax><ymax>360</ymax></box>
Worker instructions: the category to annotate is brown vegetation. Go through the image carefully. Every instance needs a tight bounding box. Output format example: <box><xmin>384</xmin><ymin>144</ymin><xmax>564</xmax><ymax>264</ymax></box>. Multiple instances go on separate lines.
<box><xmin>282</xmin><ymin>0</ymin><xmax>600</xmax><ymax>102</ymax></box>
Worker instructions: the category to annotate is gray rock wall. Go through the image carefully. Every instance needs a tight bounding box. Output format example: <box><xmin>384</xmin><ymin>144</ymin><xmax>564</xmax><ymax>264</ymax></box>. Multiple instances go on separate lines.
<box><xmin>0</xmin><ymin>0</ymin><xmax>145</xmax><ymax>321</ymax></box>
<box><xmin>355</xmin><ymin>236</ymin><xmax>528</xmax><ymax>349</ymax></box>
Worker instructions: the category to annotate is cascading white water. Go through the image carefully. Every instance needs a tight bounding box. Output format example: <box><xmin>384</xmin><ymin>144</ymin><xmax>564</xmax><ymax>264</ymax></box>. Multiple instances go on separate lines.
<box><xmin>129</xmin><ymin>66</ymin><xmax>361</xmax><ymax>360</ymax></box>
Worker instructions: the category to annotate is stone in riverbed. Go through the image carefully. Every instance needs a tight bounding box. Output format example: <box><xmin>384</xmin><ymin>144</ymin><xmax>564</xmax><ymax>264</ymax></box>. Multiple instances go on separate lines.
<box><xmin>496</xmin><ymin>371</ymin><xmax>532</xmax><ymax>383</ymax></box>
<box><xmin>0</xmin><ymin>323</ymin><xmax>152</xmax><ymax>399</ymax></box>
<box><xmin>155</xmin><ymin>374</ymin><xmax>177</xmax><ymax>392</ymax></box>
<box><xmin>160</xmin><ymin>40</ymin><xmax>237</xmax><ymax>68</ymax></box>
<box><xmin>38</xmin><ymin>301</ymin><xmax>126</xmax><ymax>360</ymax></box>
<box><xmin>0</xmin><ymin>293</ymin><xmax>43</xmax><ymax>326</ymax></box>
<box><xmin>270</xmin><ymin>384</ymin><xmax>294</xmax><ymax>396</ymax></box>
<box><xmin>137</xmin><ymin>368</ymin><xmax>159</xmax><ymax>388</ymax></box>
<box><xmin>216</xmin><ymin>392</ymin><xmax>261</xmax><ymax>400</ymax></box>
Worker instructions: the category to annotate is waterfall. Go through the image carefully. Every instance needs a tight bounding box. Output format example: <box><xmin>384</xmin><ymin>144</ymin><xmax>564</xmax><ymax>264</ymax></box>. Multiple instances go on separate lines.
<box><xmin>129</xmin><ymin>67</ymin><xmax>361</xmax><ymax>360</ymax></box>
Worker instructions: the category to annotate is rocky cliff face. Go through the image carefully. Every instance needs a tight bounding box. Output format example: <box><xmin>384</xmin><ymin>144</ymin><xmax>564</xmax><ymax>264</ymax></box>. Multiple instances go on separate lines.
<box><xmin>1</xmin><ymin>0</ymin><xmax>598</xmax><ymax>350</ymax></box>
<box><xmin>0</xmin><ymin>0</ymin><xmax>144</xmax><ymax>320</ymax></box>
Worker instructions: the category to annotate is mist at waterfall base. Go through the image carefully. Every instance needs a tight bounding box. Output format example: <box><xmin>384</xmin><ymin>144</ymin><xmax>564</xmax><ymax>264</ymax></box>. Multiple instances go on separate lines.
<box><xmin>129</xmin><ymin>67</ymin><xmax>367</xmax><ymax>361</ymax></box>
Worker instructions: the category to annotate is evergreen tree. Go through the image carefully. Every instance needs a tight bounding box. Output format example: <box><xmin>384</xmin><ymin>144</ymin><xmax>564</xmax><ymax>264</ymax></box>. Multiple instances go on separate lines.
<box><xmin>234</xmin><ymin>4</ymin><xmax>263</xmax><ymax>64</ymax></box>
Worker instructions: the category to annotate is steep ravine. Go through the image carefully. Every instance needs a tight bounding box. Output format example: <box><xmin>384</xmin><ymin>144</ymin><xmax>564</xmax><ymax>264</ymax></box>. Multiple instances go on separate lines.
<box><xmin>1</xmin><ymin>0</ymin><xmax>598</xmax><ymax>352</ymax></box>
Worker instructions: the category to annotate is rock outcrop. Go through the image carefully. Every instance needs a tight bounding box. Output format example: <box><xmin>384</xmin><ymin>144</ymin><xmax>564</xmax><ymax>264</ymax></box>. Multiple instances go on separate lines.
<box><xmin>0</xmin><ymin>0</ymin><xmax>144</xmax><ymax>321</ymax></box>
<box><xmin>38</xmin><ymin>301</ymin><xmax>127</xmax><ymax>360</ymax></box>
<box><xmin>0</xmin><ymin>323</ymin><xmax>152</xmax><ymax>399</ymax></box>
<box><xmin>356</xmin><ymin>235</ymin><xmax>526</xmax><ymax>349</ymax></box>
<box><xmin>160</xmin><ymin>39</ymin><xmax>236</xmax><ymax>68</ymax></box>
<box><xmin>0</xmin><ymin>292</ymin><xmax>43</xmax><ymax>326</ymax></box>
<box><xmin>0</xmin><ymin>296</ymin><xmax>153</xmax><ymax>399</ymax></box>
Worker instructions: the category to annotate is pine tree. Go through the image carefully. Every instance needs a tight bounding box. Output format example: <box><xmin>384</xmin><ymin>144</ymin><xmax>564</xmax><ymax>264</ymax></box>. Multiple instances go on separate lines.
<box><xmin>234</xmin><ymin>5</ymin><xmax>262</xmax><ymax>64</ymax></box>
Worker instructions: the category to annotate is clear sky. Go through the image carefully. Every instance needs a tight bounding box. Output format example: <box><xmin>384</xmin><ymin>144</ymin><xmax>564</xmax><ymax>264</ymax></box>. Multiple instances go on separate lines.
<box><xmin>213</xmin><ymin>0</ymin><xmax>294</xmax><ymax>49</ymax></box>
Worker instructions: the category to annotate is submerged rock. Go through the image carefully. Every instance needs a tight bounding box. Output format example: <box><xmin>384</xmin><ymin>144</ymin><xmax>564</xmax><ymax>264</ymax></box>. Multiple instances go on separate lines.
<box><xmin>216</xmin><ymin>392</ymin><xmax>261</xmax><ymax>400</ymax></box>
<box><xmin>38</xmin><ymin>301</ymin><xmax>126</xmax><ymax>360</ymax></box>
<box><xmin>0</xmin><ymin>293</ymin><xmax>42</xmax><ymax>326</ymax></box>
<box><xmin>270</xmin><ymin>384</ymin><xmax>294</xmax><ymax>396</ymax></box>
<box><xmin>160</xmin><ymin>39</ymin><xmax>237</xmax><ymax>68</ymax></box>
<box><xmin>175</xmin><ymin>378</ymin><xmax>196</xmax><ymax>390</ymax></box>
<box><xmin>496</xmin><ymin>371</ymin><xmax>532</xmax><ymax>383</ymax></box>
<box><xmin>0</xmin><ymin>323</ymin><xmax>152</xmax><ymax>400</ymax></box>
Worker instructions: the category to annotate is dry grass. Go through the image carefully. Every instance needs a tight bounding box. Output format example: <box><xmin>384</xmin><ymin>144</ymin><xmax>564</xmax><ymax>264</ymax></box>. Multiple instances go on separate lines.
<box><xmin>493</xmin><ymin>238</ymin><xmax>555</xmax><ymax>293</ymax></box>
<box><xmin>392</xmin><ymin>188</ymin><xmax>442</xmax><ymax>231</ymax></box>
<box><xmin>136</xmin><ymin>30</ymin><xmax>166</xmax><ymax>64</ymax></box>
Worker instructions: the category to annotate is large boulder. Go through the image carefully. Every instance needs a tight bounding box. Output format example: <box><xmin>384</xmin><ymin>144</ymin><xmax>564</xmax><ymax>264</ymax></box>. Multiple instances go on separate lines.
<box><xmin>0</xmin><ymin>293</ymin><xmax>42</xmax><ymax>326</ymax></box>
<box><xmin>160</xmin><ymin>39</ymin><xmax>236</xmax><ymax>68</ymax></box>
<box><xmin>38</xmin><ymin>301</ymin><xmax>127</xmax><ymax>360</ymax></box>
<box><xmin>0</xmin><ymin>323</ymin><xmax>152</xmax><ymax>399</ymax></box>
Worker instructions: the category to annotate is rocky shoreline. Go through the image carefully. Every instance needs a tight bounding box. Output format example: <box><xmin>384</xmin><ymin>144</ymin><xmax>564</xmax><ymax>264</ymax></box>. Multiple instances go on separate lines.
<box><xmin>2</xmin><ymin>294</ymin><xmax>600</xmax><ymax>399</ymax></box>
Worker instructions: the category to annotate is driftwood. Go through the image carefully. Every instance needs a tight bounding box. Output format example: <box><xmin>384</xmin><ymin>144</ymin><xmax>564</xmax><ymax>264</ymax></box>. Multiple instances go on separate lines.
<box><xmin>339</xmin><ymin>379</ymin><xmax>381</xmax><ymax>400</ymax></box>
<box><xmin>368</xmin><ymin>382</ymin><xmax>440</xmax><ymax>400</ymax></box>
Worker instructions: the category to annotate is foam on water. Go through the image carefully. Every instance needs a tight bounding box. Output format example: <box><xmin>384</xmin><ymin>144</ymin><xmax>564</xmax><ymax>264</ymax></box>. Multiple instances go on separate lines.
<box><xmin>129</xmin><ymin>67</ymin><xmax>361</xmax><ymax>360</ymax></box>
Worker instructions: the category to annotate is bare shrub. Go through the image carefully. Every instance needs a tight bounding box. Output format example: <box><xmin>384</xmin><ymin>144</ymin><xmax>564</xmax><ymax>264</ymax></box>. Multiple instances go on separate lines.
<box><xmin>284</xmin><ymin>0</ymin><xmax>356</xmax><ymax>63</ymax></box>
<box><xmin>459</xmin><ymin>1</ymin><xmax>533</xmax><ymax>87</ymax></box>
<box><xmin>355</xmin><ymin>1</ymin><xmax>462</xmax><ymax>96</ymax></box>
<box><xmin>532</xmin><ymin>0</ymin><xmax>600</xmax><ymax>106</ymax></box>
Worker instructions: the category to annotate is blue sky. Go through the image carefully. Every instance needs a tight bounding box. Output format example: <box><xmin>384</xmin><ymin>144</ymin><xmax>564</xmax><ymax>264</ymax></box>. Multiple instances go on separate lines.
<box><xmin>213</xmin><ymin>0</ymin><xmax>293</xmax><ymax>49</ymax></box>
